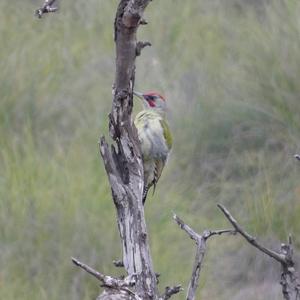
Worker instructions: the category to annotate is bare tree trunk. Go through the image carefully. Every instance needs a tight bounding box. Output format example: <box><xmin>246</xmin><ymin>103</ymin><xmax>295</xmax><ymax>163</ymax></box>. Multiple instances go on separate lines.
<box><xmin>99</xmin><ymin>1</ymin><xmax>157</xmax><ymax>299</ymax></box>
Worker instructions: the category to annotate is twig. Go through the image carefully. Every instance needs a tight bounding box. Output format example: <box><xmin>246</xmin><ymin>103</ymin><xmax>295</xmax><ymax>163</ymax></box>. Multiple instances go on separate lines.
<box><xmin>140</xmin><ymin>18</ymin><xmax>148</xmax><ymax>25</ymax></box>
<box><xmin>173</xmin><ymin>214</ymin><xmax>200</xmax><ymax>242</ymax></box>
<box><xmin>72</xmin><ymin>257</ymin><xmax>143</xmax><ymax>300</ymax></box>
<box><xmin>72</xmin><ymin>257</ymin><xmax>106</xmax><ymax>282</ymax></box>
<box><xmin>35</xmin><ymin>0</ymin><xmax>58</xmax><ymax>18</ymax></box>
<box><xmin>71</xmin><ymin>257</ymin><xmax>135</xmax><ymax>289</ymax></box>
<box><xmin>136</xmin><ymin>41</ymin><xmax>151</xmax><ymax>56</ymax></box>
<box><xmin>161</xmin><ymin>285</ymin><xmax>183</xmax><ymax>300</ymax></box>
<box><xmin>155</xmin><ymin>273</ymin><xmax>161</xmax><ymax>284</ymax></box>
<box><xmin>217</xmin><ymin>204</ymin><xmax>300</xmax><ymax>300</ymax></box>
<box><xmin>217</xmin><ymin>204</ymin><xmax>286</xmax><ymax>263</ymax></box>
<box><xmin>173</xmin><ymin>214</ymin><xmax>234</xmax><ymax>300</ymax></box>
<box><xmin>113</xmin><ymin>259</ymin><xmax>124</xmax><ymax>268</ymax></box>
<box><xmin>174</xmin><ymin>214</ymin><xmax>234</xmax><ymax>243</ymax></box>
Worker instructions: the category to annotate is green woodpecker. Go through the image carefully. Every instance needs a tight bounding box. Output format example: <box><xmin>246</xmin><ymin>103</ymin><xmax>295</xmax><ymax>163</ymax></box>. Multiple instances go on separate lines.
<box><xmin>133</xmin><ymin>91</ymin><xmax>173</xmax><ymax>204</ymax></box>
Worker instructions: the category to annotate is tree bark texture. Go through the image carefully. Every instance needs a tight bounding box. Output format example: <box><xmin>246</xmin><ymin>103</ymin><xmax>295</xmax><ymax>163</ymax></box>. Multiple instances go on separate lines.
<box><xmin>99</xmin><ymin>1</ymin><xmax>156</xmax><ymax>299</ymax></box>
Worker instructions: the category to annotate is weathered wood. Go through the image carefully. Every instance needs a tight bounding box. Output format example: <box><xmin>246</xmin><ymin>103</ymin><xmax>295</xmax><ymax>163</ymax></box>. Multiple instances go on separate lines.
<box><xmin>99</xmin><ymin>1</ymin><xmax>157</xmax><ymax>299</ymax></box>
<box><xmin>35</xmin><ymin>0</ymin><xmax>58</xmax><ymax>18</ymax></box>
<box><xmin>97</xmin><ymin>290</ymin><xmax>139</xmax><ymax>300</ymax></box>
<box><xmin>173</xmin><ymin>214</ymin><xmax>235</xmax><ymax>300</ymax></box>
<box><xmin>72</xmin><ymin>258</ymin><xmax>136</xmax><ymax>292</ymax></box>
<box><xmin>218</xmin><ymin>204</ymin><xmax>300</xmax><ymax>300</ymax></box>
<box><xmin>161</xmin><ymin>286</ymin><xmax>183</xmax><ymax>300</ymax></box>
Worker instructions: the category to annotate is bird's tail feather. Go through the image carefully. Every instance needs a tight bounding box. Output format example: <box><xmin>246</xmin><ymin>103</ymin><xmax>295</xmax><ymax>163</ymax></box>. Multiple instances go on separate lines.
<box><xmin>142</xmin><ymin>186</ymin><xmax>149</xmax><ymax>205</ymax></box>
<box><xmin>152</xmin><ymin>182</ymin><xmax>156</xmax><ymax>196</ymax></box>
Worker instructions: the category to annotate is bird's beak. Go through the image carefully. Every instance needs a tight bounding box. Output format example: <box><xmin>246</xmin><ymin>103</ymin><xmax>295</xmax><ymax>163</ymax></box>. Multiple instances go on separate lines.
<box><xmin>133</xmin><ymin>91</ymin><xmax>144</xmax><ymax>100</ymax></box>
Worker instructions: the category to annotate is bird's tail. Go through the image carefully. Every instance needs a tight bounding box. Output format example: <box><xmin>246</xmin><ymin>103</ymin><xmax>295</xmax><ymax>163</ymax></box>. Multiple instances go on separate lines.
<box><xmin>142</xmin><ymin>186</ymin><xmax>149</xmax><ymax>205</ymax></box>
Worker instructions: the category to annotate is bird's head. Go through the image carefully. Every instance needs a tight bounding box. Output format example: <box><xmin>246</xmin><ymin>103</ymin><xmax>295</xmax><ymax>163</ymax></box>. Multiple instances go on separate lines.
<box><xmin>133</xmin><ymin>91</ymin><xmax>167</xmax><ymax>115</ymax></box>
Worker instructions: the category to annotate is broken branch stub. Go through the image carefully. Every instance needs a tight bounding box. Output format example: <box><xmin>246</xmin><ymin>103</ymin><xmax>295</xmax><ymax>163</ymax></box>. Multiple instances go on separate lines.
<box><xmin>35</xmin><ymin>0</ymin><xmax>58</xmax><ymax>18</ymax></box>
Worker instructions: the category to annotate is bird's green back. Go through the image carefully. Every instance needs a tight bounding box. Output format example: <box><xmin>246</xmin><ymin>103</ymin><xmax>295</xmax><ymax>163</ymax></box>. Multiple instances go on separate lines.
<box><xmin>160</xmin><ymin>119</ymin><xmax>172</xmax><ymax>150</ymax></box>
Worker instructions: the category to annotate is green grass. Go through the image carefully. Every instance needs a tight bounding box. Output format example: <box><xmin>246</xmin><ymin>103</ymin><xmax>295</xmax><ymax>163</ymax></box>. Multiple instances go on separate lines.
<box><xmin>1</xmin><ymin>0</ymin><xmax>300</xmax><ymax>299</ymax></box>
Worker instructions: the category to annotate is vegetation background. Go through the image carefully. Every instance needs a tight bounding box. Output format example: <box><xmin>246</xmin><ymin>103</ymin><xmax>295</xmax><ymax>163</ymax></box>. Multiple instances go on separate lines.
<box><xmin>1</xmin><ymin>0</ymin><xmax>300</xmax><ymax>299</ymax></box>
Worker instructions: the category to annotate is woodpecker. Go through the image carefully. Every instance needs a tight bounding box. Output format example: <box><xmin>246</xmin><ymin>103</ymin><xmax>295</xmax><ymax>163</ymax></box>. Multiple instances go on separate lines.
<box><xmin>133</xmin><ymin>91</ymin><xmax>173</xmax><ymax>204</ymax></box>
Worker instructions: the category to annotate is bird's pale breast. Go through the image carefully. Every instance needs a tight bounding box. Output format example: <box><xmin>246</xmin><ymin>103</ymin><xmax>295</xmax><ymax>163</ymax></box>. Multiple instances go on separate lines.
<box><xmin>134</xmin><ymin>110</ymin><xmax>170</xmax><ymax>161</ymax></box>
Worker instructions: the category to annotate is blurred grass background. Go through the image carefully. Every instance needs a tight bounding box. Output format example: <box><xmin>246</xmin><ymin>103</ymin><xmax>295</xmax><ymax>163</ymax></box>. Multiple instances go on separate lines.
<box><xmin>1</xmin><ymin>0</ymin><xmax>300</xmax><ymax>299</ymax></box>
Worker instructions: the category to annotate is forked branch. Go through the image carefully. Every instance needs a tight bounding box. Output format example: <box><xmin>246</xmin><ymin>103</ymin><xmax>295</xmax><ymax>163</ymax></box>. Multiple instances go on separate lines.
<box><xmin>71</xmin><ymin>257</ymin><xmax>140</xmax><ymax>298</ymax></box>
<box><xmin>218</xmin><ymin>204</ymin><xmax>300</xmax><ymax>300</ymax></box>
<box><xmin>174</xmin><ymin>214</ymin><xmax>235</xmax><ymax>300</ymax></box>
<box><xmin>217</xmin><ymin>204</ymin><xmax>286</xmax><ymax>263</ymax></box>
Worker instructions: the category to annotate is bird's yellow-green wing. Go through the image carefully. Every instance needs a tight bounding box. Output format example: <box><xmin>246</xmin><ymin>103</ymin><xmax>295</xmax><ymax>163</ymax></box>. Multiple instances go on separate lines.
<box><xmin>151</xmin><ymin>120</ymin><xmax>172</xmax><ymax>194</ymax></box>
<box><xmin>160</xmin><ymin>119</ymin><xmax>173</xmax><ymax>150</ymax></box>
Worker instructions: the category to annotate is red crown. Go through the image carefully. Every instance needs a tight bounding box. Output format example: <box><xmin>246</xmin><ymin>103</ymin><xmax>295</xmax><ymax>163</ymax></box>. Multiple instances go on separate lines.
<box><xmin>144</xmin><ymin>91</ymin><xmax>166</xmax><ymax>101</ymax></box>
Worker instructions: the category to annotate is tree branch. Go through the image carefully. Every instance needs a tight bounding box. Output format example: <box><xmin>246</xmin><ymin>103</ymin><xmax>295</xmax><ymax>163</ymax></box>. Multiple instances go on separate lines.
<box><xmin>173</xmin><ymin>214</ymin><xmax>235</xmax><ymax>300</ymax></box>
<box><xmin>217</xmin><ymin>204</ymin><xmax>286</xmax><ymax>263</ymax></box>
<box><xmin>136</xmin><ymin>41</ymin><xmax>152</xmax><ymax>56</ymax></box>
<box><xmin>72</xmin><ymin>257</ymin><xmax>142</xmax><ymax>299</ymax></box>
<box><xmin>217</xmin><ymin>204</ymin><xmax>300</xmax><ymax>300</ymax></box>
<box><xmin>113</xmin><ymin>260</ymin><xmax>125</xmax><ymax>268</ymax></box>
<box><xmin>71</xmin><ymin>257</ymin><xmax>136</xmax><ymax>289</ymax></box>
<box><xmin>35</xmin><ymin>0</ymin><xmax>58</xmax><ymax>18</ymax></box>
<box><xmin>161</xmin><ymin>285</ymin><xmax>183</xmax><ymax>300</ymax></box>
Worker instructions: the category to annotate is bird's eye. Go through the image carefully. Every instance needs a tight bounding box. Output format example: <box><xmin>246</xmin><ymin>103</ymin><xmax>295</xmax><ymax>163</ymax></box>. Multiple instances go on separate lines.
<box><xmin>145</xmin><ymin>95</ymin><xmax>154</xmax><ymax>101</ymax></box>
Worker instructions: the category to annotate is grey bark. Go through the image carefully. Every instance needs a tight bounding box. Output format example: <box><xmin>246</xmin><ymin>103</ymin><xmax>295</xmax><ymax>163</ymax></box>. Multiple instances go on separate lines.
<box><xmin>218</xmin><ymin>204</ymin><xmax>300</xmax><ymax>300</ymax></box>
<box><xmin>99</xmin><ymin>1</ymin><xmax>157</xmax><ymax>299</ymax></box>
<box><xmin>35</xmin><ymin>0</ymin><xmax>58</xmax><ymax>18</ymax></box>
<box><xmin>173</xmin><ymin>214</ymin><xmax>234</xmax><ymax>300</ymax></box>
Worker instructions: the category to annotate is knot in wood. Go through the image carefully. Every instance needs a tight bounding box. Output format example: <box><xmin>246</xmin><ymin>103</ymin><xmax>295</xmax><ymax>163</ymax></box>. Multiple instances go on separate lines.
<box><xmin>124</xmin><ymin>274</ymin><xmax>137</xmax><ymax>287</ymax></box>
<box><xmin>116</xmin><ymin>89</ymin><xmax>129</xmax><ymax>102</ymax></box>
<box><xmin>280</xmin><ymin>243</ymin><xmax>294</xmax><ymax>262</ymax></box>
<box><xmin>202</xmin><ymin>230</ymin><xmax>211</xmax><ymax>240</ymax></box>
<box><xmin>139</xmin><ymin>231</ymin><xmax>147</xmax><ymax>242</ymax></box>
